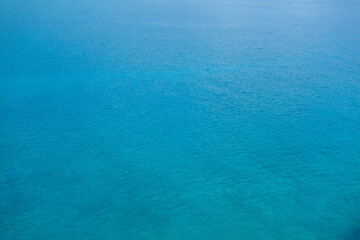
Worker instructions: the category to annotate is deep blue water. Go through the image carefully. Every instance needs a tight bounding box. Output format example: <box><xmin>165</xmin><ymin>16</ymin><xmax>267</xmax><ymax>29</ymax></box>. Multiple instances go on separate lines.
<box><xmin>1</xmin><ymin>0</ymin><xmax>360</xmax><ymax>239</ymax></box>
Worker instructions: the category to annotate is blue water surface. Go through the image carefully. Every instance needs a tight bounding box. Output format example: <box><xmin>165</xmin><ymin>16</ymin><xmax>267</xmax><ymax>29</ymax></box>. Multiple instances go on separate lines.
<box><xmin>1</xmin><ymin>0</ymin><xmax>360</xmax><ymax>239</ymax></box>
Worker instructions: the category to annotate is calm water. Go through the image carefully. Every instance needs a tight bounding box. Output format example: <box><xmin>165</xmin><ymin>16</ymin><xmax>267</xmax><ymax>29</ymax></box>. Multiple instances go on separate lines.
<box><xmin>1</xmin><ymin>0</ymin><xmax>360</xmax><ymax>239</ymax></box>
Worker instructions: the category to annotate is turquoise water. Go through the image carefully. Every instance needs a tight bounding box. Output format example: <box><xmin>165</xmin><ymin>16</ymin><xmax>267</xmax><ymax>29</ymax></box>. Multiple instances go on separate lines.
<box><xmin>1</xmin><ymin>0</ymin><xmax>360</xmax><ymax>239</ymax></box>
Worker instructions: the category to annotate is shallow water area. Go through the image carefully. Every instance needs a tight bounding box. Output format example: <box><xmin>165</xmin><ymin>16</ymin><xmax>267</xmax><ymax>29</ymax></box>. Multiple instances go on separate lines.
<box><xmin>1</xmin><ymin>0</ymin><xmax>360</xmax><ymax>239</ymax></box>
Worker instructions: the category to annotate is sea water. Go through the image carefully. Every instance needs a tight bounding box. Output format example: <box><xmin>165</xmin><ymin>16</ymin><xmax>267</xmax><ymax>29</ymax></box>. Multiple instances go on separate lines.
<box><xmin>1</xmin><ymin>0</ymin><xmax>360</xmax><ymax>239</ymax></box>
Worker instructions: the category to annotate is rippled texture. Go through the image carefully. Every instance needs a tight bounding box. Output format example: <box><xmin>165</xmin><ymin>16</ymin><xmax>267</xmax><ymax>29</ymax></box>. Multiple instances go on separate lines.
<box><xmin>1</xmin><ymin>0</ymin><xmax>360</xmax><ymax>239</ymax></box>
